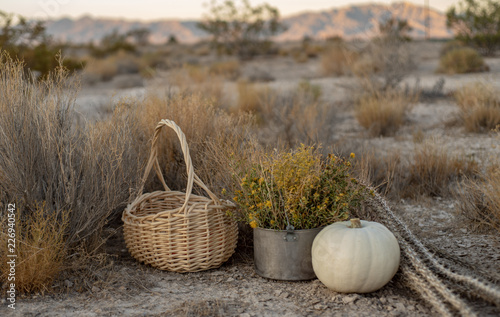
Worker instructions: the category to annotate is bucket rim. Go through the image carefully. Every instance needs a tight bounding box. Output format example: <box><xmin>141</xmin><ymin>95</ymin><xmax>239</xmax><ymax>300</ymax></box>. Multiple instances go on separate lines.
<box><xmin>253</xmin><ymin>226</ymin><xmax>325</xmax><ymax>233</ymax></box>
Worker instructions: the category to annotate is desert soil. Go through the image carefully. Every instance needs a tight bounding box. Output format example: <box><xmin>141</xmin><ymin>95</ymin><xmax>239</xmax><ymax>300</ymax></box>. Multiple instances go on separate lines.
<box><xmin>2</xmin><ymin>41</ymin><xmax>500</xmax><ymax>317</ymax></box>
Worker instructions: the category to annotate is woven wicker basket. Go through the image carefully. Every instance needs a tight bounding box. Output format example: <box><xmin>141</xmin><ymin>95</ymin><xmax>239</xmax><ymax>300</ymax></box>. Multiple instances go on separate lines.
<box><xmin>122</xmin><ymin>119</ymin><xmax>238</xmax><ymax>272</ymax></box>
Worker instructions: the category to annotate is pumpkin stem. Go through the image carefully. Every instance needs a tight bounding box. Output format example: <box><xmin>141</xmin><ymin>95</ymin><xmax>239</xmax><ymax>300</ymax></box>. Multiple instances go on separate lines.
<box><xmin>349</xmin><ymin>218</ymin><xmax>362</xmax><ymax>228</ymax></box>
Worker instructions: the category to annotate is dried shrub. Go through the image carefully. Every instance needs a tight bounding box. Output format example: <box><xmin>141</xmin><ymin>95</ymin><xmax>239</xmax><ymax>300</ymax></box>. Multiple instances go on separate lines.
<box><xmin>116</xmin><ymin>92</ymin><xmax>255</xmax><ymax>196</ymax></box>
<box><xmin>209</xmin><ymin>60</ymin><xmax>240</xmax><ymax>80</ymax></box>
<box><xmin>320</xmin><ymin>44</ymin><xmax>358</xmax><ymax>76</ymax></box>
<box><xmin>0</xmin><ymin>53</ymin><xmax>144</xmax><ymax>249</ymax></box>
<box><xmin>406</xmin><ymin>141</ymin><xmax>478</xmax><ymax>197</ymax></box>
<box><xmin>437</xmin><ymin>47</ymin><xmax>489</xmax><ymax>74</ymax></box>
<box><xmin>457</xmin><ymin>166</ymin><xmax>500</xmax><ymax>232</ymax></box>
<box><xmin>182</xmin><ymin>63</ymin><xmax>209</xmax><ymax>84</ymax></box>
<box><xmin>352</xmin><ymin>150</ymin><xmax>406</xmax><ymax>198</ymax></box>
<box><xmin>0</xmin><ymin>202</ymin><xmax>67</xmax><ymax>294</ymax></box>
<box><xmin>236</xmin><ymin>80</ymin><xmax>267</xmax><ymax>114</ymax></box>
<box><xmin>84</xmin><ymin>50</ymin><xmax>146</xmax><ymax>82</ymax></box>
<box><xmin>352</xmin><ymin>30</ymin><xmax>416</xmax><ymax>90</ymax></box>
<box><xmin>454</xmin><ymin>82</ymin><xmax>500</xmax><ymax>132</ymax></box>
<box><xmin>169</xmin><ymin>66</ymin><xmax>225</xmax><ymax>105</ymax></box>
<box><xmin>253</xmin><ymin>82</ymin><xmax>335</xmax><ymax>147</ymax></box>
<box><xmin>355</xmin><ymin>88</ymin><xmax>416</xmax><ymax>137</ymax></box>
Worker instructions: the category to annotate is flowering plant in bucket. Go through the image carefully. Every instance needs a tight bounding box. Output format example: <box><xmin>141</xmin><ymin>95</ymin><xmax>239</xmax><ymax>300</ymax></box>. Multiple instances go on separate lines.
<box><xmin>233</xmin><ymin>145</ymin><xmax>368</xmax><ymax>230</ymax></box>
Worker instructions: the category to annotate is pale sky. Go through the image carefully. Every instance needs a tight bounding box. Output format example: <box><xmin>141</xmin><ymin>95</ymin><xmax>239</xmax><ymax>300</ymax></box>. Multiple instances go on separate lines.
<box><xmin>2</xmin><ymin>0</ymin><xmax>461</xmax><ymax>21</ymax></box>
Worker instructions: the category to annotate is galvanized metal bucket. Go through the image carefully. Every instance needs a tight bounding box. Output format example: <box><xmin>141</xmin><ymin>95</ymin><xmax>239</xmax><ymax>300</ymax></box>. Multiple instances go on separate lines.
<box><xmin>253</xmin><ymin>226</ymin><xmax>323</xmax><ymax>281</ymax></box>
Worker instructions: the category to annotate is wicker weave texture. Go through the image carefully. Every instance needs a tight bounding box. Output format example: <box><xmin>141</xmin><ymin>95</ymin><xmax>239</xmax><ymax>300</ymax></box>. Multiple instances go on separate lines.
<box><xmin>122</xmin><ymin>119</ymin><xmax>238</xmax><ymax>272</ymax></box>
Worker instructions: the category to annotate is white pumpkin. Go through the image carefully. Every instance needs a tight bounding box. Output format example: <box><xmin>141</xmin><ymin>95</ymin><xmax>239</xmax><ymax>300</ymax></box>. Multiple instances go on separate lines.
<box><xmin>311</xmin><ymin>218</ymin><xmax>400</xmax><ymax>293</ymax></box>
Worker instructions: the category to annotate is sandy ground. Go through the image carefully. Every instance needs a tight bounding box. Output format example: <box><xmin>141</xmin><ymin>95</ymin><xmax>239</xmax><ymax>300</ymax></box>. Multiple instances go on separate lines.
<box><xmin>3</xmin><ymin>41</ymin><xmax>500</xmax><ymax>316</ymax></box>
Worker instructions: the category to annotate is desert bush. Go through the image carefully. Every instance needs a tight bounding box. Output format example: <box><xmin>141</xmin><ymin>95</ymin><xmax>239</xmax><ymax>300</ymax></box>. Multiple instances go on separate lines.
<box><xmin>198</xmin><ymin>0</ymin><xmax>286</xmax><ymax>58</ymax></box>
<box><xmin>84</xmin><ymin>50</ymin><xmax>155</xmax><ymax>82</ymax></box>
<box><xmin>84</xmin><ymin>57</ymin><xmax>119</xmax><ymax>82</ymax></box>
<box><xmin>352</xmin><ymin>18</ymin><xmax>415</xmax><ymax>90</ymax></box>
<box><xmin>209</xmin><ymin>60</ymin><xmax>240</xmax><ymax>80</ymax></box>
<box><xmin>0</xmin><ymin>202</ymin><xmax>67</xmax><ymax>294</ymax></box>
<box><xmin>291</xmin><ymin>50</ymin><xmax>309</xmax><ymax>63</ymax></box>
<box><xmin>0</xmin><ymin>53</ymin><xmax>144</xmax><ymax>250</ymax></box>
<box><xmin>446</xmin><ymin>0</ymin><xmax>500</xmax><ymax>56</ymax></box>
<box><xmin>454</xmin><ymin>82</ymin><xmax>500</xmax><ymax>132</ymax></box>
<box><xmin>351</xmin><ymin>149</ymin><xmax>406</xmax><ymax>198</ymax></box>
<box><xmin>168</xmin><ymin>65</ymin><xmax>224</xmax><ymax>105</ymax></box>
<box><xmin>118</xmin><ymin>91</ymin><xmax>255</xmax><ymax>196</ymax></box>
<box><xmin>297</xmin><ymin>80</ymin><xmax>322</xmax><ymax>102</ymax></box>
<box><xmin>0</xmin><ymin>11</ymin><xmax>84</xmax><ymax>78</ymax></box>
<box><xmin>252</xmin><ymin>83</ymin><xmax>335</xmax><ymax>147</ymax></box>
<box><xmin>437</xmin><ymin>47</ymin><xmax>489</xmax><ymax>74</ymax></box>
<box><xmin>350</xmin><ymin>55</ymin><xmax>380</xmax><ymax>78</ymax></box>
<box><xmin>457</xmin><ymin>164</ymin><xmax>500</xmax><ymax>232</ymax></box>
<box><xmin>406</xmin><ymin>141</ymin><xmax>478</xmax><ymax>197</ymax></box>
<box><xmin>320</xmin><ymin>43</ymin><xmax>358</xmax><ymax>76</ymax></box>
<box><xmin>236</xmin><ymin>80</ymin><xmax>267</xmax><ymax>114</ymax></box>
<box><xmin>89</xmin><ymin>30</ymin><xmax>136</xmax><ymax>58</ymax></box>
<box><xmin>439</xmin><ymin>40</ymin><xmax>466</xmax><ymax>57</ymax></box>
<box><xmin>355</xmin><ymin>88</ymin><xmax>416</xmax><ymax>137</ymax></box>
<box><xmin>456</xmin><ymin>127</ymin><xmax>500</xmax><ymax>231</ymax></box>
<box><xmin>182</xmin><ymin>63</ymin><xmax>210</xmax><ymax>83</ymax></box>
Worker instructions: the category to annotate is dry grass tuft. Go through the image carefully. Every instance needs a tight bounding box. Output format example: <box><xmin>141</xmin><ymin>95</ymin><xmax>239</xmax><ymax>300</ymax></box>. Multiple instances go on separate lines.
<box><xmin>209</xmin><ymin>60</ymin><xmax>240</xmax><ymax>80</ymax></box>
<box><xmin>457</xmin><ymin>167</ymin><xmax>500</xmax><ymax>232</ymax></box>
<box><xmin>244</xmin><ymin>82</ymin><xmax>335</xmax><ymax>147</ymax></box>
<box><xmin>0</xmin><ymin>202</ymin><xmax>67</xmax><ymax>294</ymax></box>
<box><xmin>83</xmin><ymin>50</ymin><xmax>147</xmax><ymax>82</ymax></box>
<box><xmin>117</xmin><ymin>91</ymin><xmax>255</xmax><ymax>196</ymax></box>
<box><xmin>456</xmin><ymin>127</ymin><xmax>500</xmax><ymax>232</ymax></box>
<box><xmin>352</xmin><ymin>150</ymin><xmax>406</xmax><ymax>198</ymax></box>
<box><xmin>236</xmin><ymin>80</ymin><xmax>267</xmax><ymax>114</ymax></box>
<box><xmin>355</xmin><ymin>88</ymin><xmax>416</xmax><ymax>137</ymax></box>
<box><xmin>454</xmin><ymin>82</ymin><xmax>500</xmax><ymax>133</ymax></box>
<box><xmin>406</xmin><ymin>141</ymin><xmax>478</xmax><ymax>198</ymax></box>
<box><xmin>320</xmin><ymin>44</ymin><xmax>358</xmax><ymax>76</ymax></box>
<box><xmin>437</xmin><ymin>47</ymin><xmax>489</xmax><ymax>74</ymax></box>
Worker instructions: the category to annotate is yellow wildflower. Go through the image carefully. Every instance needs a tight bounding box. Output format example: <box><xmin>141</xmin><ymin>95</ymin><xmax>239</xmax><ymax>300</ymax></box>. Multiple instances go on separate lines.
<box><xmin>250</xmin><ymin>220</ymin><xmax>258</xmax><ymax>228</ymax></box>
<box><xmin>350</xmin><ymin>152</ymin><xmax>355</xmax><ymax>159</ymax></box>
<box><xmin>265</xmin><ymin>200</ymin><xmax>272</xmax><ymax>208</ymax></box>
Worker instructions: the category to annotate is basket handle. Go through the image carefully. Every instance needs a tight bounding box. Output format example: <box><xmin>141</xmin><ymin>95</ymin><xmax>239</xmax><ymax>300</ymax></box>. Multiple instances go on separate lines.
<box><xmin>137</xmin><ymin>119</ymin><xmax>221</xmax><ymax>211</ymax></box>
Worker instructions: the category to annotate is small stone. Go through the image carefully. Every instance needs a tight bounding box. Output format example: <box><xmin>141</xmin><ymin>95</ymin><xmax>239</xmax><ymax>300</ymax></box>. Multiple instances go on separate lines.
<box><xmin>280</xmin><ymin>292</ymin><xmax>290</xmax><ymax>299</ymax></box>
<box><xmin>91</xmin><ymin>286</ymin><xmax>100</xmax><ymax>293</ymax></box>
<box><xmin>342</xmin><ymin>295</ymin><xmax>358</xmax><ymax>305</ymax></box>
<box><xmin>314</xmin><ymin>304</ymin><xmax>327</xmax><ymax>310</ymax></box>
<box><xmin>226</xmin><ymin>277</ymin><xmax>234</xmax><ymax>282</ymax></box>
<box><xmin>239</xmin><ymin>313</ymin><xmax>251</xmax><ymax>317</ymax></box>
<box><xmin>394</xmin><ymin>303</ymin><xmax>406</xmax><ymax>311</ymax></box>
<box><xmin>64</xmin><ymin>280</ymin><xmax>73</xmax><ymax>288</ymax></box>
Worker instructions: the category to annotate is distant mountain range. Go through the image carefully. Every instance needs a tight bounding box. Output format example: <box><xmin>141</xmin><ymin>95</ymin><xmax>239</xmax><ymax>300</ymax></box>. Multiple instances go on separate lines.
<box><xmin>44</xmin><ymin>2</ymin><xmax>453</xmax><ymax>44</ymax></box>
